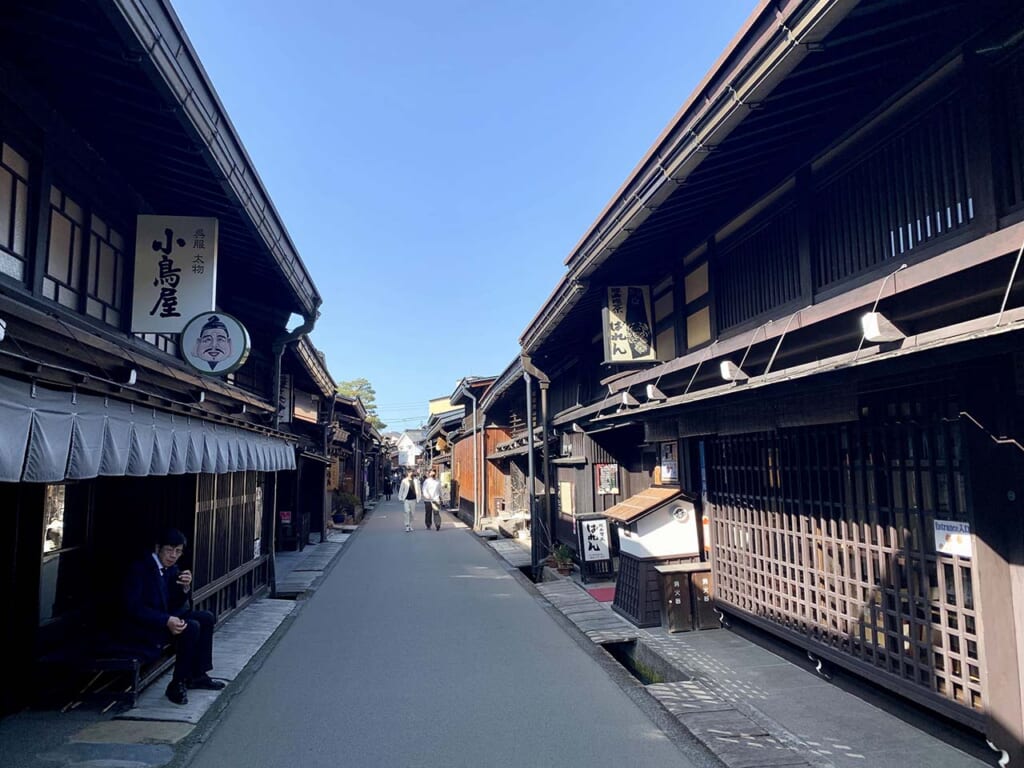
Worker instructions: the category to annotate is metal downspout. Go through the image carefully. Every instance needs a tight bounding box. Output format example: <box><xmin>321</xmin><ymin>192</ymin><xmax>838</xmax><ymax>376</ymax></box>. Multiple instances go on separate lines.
<box><xmin>467</xmin><ymin>390</ymin><xmax>479</xmax><ymax>530</ymax></box>
<box><xmin>521</xmin><ymin>355</ymin><xmax>551</xmax><ymax>578</ymax></box>
<box><xmin>524</xmin><ymin>370</ymin><xmax>539</xmax><ymax>578</ymax></box>
<box><xmin>269</xmin><ymin>310</ymin><xmax>319</xmax><ymax>597</ymax></box>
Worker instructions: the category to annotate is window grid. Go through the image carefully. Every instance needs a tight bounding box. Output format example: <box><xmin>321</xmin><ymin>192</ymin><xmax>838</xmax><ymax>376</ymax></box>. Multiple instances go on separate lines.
<box><xmin>86</xmin><ymin>214</ymin><xmax>125</xmax><ymax>328</ymax></box>
<box><xmin>134</xmin><ymin>332</ymin><xmax>179</xmax><ymax>357</ymax></box>
<box><xmin>709</xmin><ymin>393</ymin><xmax>981</xmax><ymax>715</ymax></box>
<box><xmin>44</xmin><ymin>186</ymin><xmax>85</xmax><ymax>310</ymax></box>
<box><xmin>0</xmin><ymin>142</ymin><xmax>30</xmax><ymax>281</ymax></box>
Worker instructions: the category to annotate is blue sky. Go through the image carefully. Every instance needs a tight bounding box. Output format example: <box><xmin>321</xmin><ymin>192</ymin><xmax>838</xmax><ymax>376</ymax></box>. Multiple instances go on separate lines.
<box><xmin>173</xmin><ymin>0</ymin><xmax>756</xmax><ymax>431</ymax></box>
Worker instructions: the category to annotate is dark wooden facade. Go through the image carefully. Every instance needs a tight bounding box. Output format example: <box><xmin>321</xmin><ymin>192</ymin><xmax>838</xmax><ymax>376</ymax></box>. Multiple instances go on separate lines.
<box><xmin>0</xmin><ymin>0</ymin><xmax>328</xmax><ymax>716</ymax></box>
<box><xmin>520</xmin><ymin>0</ymin><xmax>1024</xmax><ymax>758</ymax></box>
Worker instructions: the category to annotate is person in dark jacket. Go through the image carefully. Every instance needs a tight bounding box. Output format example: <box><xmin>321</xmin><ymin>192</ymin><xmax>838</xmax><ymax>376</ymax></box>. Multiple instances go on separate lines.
<box><xmin>119</xmin><ymin>528</ymin><xmax>225</xmax><ymax>705</ymax></box>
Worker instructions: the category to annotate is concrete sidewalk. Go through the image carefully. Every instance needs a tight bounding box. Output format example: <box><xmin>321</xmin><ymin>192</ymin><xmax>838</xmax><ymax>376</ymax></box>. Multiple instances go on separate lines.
<box><xmin>0</xmin><ymin>513</ymin><xmax>1000</xmax><ymax>768</ymax></box>
<box><xmin>0</xmin><ymin>527</ymin><xmax>355</xmax><ymax>768</ymax></box>
<box><xmin>486</xmin><ymin>535</ymin><xmax>999</xmax><ymax>768</ymax></box>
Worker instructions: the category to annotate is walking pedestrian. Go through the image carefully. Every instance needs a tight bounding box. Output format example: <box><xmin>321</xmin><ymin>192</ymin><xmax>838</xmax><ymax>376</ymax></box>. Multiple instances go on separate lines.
<box><xmin>422</xmin><ymin>469</ymin><xmax>442</xmax><ymax>531</ymax></box>
<box><xmin>397</xmin><ymin>469</ymin><xmax>420</xmax><ymax>532</ymax></box>
<box><xmin>383</xmin><ymin>474</ymin><xmax>392</xmax><ymax>501</ymax></box>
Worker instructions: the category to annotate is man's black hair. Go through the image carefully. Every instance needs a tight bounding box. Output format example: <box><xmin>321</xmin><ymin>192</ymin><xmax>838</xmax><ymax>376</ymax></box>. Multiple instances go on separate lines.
<box><xmin>157</xmin><ymin>527</ymin><xmax>187</xmax><ymax>548</ymax></box>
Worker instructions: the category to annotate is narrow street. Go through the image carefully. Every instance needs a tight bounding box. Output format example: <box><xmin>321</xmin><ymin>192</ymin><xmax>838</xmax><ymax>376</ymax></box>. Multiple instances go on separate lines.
<box><xmin>184</xmin><ymin>501</ymin><xmax>705</xmax><ymax>768</ymax></box>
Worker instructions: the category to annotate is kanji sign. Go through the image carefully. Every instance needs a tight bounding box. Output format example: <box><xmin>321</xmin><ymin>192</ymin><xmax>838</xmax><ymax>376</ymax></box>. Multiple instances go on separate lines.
<box><xmin>132</xmin><ymin>215</ymin><xmax>218</xmax><ymax>333</ymax></box>
<box><xmin>603</xmin><ymin>285</ymin><xmax>656</xmax><ymax>363</ymax></box>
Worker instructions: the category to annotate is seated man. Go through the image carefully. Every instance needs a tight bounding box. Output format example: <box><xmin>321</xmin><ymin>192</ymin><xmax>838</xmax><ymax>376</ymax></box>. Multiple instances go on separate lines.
<box><xmin>119</xmin><ymin>528</ymin><xmax>225</xmax><ymax>705</ymax></box>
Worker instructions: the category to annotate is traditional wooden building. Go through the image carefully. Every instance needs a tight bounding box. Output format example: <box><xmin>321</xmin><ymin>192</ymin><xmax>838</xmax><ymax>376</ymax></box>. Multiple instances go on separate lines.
<box><xmin>276</xmin><ymin>337</ymin><xmax>335</xmax><ymax>550</ymax></box>
<box><xmin>519</xmin><ymin>0</ymin><xmax>1024</xmax><ymax>758</ymax></box>
<box><xmin>0</xmin><ymin>0</ymin><xmax>326</xmax><ymax>715</ymax></box>
<box><xmin>447</xmin><ymin>376</ymin><xmax>495</xmax><ymax>526</ymax></box>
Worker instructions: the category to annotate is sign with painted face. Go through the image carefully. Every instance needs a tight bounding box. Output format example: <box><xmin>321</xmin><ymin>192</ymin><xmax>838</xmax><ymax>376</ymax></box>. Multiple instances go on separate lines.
<box><xmin>132</xmin><ymin>215</ymin><xmax>218</xmax><ymax>332</ymax></box>
<box><xmin>180</xmin><ymin>311</ymin><xmax>250</xmax><ymax>376</ymax></box>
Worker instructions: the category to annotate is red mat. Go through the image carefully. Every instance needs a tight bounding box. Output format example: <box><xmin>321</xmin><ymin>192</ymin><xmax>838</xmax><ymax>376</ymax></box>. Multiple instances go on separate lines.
<box><xmin>587</xmin><ymin>586</ymin><xmax>616</xmax><ymax>602</ymax></box>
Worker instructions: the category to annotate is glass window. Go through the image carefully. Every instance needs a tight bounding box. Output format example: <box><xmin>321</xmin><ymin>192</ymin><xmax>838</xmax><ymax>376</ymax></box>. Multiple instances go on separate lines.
<box><xmin>40</xmin><ymin>484</ymin><xmax>90</xmax><ymax>624</ymax></box>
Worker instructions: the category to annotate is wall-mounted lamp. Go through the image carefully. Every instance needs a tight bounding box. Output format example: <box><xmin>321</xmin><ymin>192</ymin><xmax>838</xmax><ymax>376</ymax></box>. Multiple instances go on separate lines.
<box><xmin>619</xmin><ymin>391</ymin><xmax>640</xmax><ymax>407</ymax></box>
<box><xmin>720</xmin><ymin>360</ymin><xmax>748</xmax><ymax>383</ymax></box>
<box><xmin>571</xmin><ymin>422</ymin><xmax>585</xmax><ymax>433</ymax></box>
<box><xmin>233</xmin><ymin>403</ymin><xmax>247</xmax><ymax>415</ymax></box>
<box><xmin>193</xmin><ymin>389</ymin><xmax>206</xmax><ymax>404</ymax></box>
<box><xmin>0</xmin><ymin>317</ymin><xmax>6</xmax><ymax>343</ymax></box>
<box><xmin>645</xmin><ymin>384</ymin><xmax>666</xmax><ymax>401</ymax></box>
<box><xmin>861</xmin><ymin>312</ymin><xmax>905</xmax><ymax>343</ymax></box>
<box><xmin>118</xmin><ymin>366</ymin><xmax>138</xmax><ymax>386</ymax></box>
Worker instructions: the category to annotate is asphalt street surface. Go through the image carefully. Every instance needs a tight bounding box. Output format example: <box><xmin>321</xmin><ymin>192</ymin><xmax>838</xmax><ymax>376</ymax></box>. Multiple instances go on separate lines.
<box><xmin>183</xmin><ymin>501</ymin><xmax>702</xmax><ymax>768</ymax></box>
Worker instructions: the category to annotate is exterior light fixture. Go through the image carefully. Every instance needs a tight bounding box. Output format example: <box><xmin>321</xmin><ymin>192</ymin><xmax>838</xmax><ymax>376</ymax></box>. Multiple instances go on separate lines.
<box><xmin>118</xmin><ymin>366</ymin><xmax>138</xmax><ymax>386</ymax></box>
<box><xmin>620</xmin><ymin>391</ymin><xmax>640</xmax><ymax>407</ymax></box>
<box><xmin>861</xmin><ymin>312</ymin><xmax>905</xmax><ymax>343</ymax></box>
<box><xmin>0</xmin><ymin>317</ymin><xmax>6</xmax><ymax>342</ymax></box>
<box><xmin>720</xmin><ymin>360</ymin><xmax>748</xmax><ymax>383</ymax></box>
<box><xmin>645</xmin><ymin>384</ymin><xmax>666</xmax><ymax>401</ymax></box>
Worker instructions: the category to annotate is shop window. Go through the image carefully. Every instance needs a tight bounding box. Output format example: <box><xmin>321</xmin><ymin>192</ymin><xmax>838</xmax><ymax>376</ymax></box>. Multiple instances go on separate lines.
<box><xmin>40</xmin><ymin>484</ymin><xmax>90</xmax><ymax>624</ymax></box>
<box><xmin>0</xmin><ymin>142</ymin><xmax>30</xmax><ymax>281</ymax></box>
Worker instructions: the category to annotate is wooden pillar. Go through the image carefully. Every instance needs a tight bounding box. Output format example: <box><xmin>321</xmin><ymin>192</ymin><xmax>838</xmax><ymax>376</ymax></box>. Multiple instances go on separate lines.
<box><xmin>962</xmin><ymin>358</ymin><xmax>1024</xmax><ymax>763</ymax></box>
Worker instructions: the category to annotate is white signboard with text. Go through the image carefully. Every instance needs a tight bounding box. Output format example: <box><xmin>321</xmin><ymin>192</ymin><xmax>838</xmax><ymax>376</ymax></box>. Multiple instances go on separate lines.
<box><xmin>934</xmin><ymin>519</ymin><xmax>972</xmax><ymax>559</ymax></box>
<box><xmin>579</xmin><ymin>517</ymin><xmax>611</xmax><ymax>562</ymax></box>
<box><xmin>132</xmin><ymin>215</ymin><xmax>218</xmax><ymax>332</ymax></box>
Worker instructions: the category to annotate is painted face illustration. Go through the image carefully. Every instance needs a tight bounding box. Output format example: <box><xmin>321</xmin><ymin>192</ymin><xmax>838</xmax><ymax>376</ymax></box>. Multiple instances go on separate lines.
<box><xmin>194</xmin><ymin>316</ymin><xmax>232</xmax><ymax>369</ymax></box>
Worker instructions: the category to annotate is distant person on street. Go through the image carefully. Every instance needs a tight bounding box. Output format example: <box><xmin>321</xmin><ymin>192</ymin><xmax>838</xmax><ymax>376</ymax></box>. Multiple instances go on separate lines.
<box><xmin>383</xmin><ymin>475</ymin><xmax>392</xmax><ymax>501</ymax></box>
<box><xmin>397</xmin><ymin>470</ymin><xmax>420</xmax><ymax>532</ymax></box>
<box><xmin>422</xmin><ymin>469</ymin><xmax>443</xmax><ymax>531</ymax></box>
<box><xmin>116</xmin><ymin>528</ymin><xmax>225</xmax><ymax>706</ymax></box>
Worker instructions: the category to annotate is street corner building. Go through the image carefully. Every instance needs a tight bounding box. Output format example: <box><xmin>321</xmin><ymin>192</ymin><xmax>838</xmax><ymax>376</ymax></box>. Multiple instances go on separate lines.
<box><xmin>0</xmin><ymin>0</ymin><xmax>375</xmax><ymax>716</ymax></box>
<box><xmin>496</xmin><ymin>0</ymin><xmax>1024</xmax><ymax>762</ymax></box>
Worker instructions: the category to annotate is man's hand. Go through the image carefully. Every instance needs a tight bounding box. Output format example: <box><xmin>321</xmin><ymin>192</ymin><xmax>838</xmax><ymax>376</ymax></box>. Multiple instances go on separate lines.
<box><xmin>176</xmin><ymin>569</ymin><xmax>192</xmax><ymax>593</ymax></box>
<box><xmin>166</xmin><ymin>616</ymin><xmax>187</xmax><ymax>635</ymax></box>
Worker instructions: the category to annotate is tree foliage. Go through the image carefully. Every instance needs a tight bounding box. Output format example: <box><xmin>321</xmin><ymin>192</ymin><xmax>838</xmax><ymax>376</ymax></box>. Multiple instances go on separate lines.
<box><xmin>335</xmin><ymin>377</ymin><xmax>386</xmax><ymax>430</ymax></box>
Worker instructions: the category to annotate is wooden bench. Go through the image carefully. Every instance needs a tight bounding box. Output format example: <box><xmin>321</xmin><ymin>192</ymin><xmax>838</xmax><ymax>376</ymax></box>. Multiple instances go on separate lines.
<box><xmin>39</xmin><ymin>628</ymin><xmax>176</xmax><ymax>712</ymax></box>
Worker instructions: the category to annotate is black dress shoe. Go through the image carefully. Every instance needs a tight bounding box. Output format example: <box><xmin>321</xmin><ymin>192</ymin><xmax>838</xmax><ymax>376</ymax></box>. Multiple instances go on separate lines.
<box><xmin>166</xmin><ymin>680</ymin><xmax>188</xmax><ymax>705</ymax></box>
<box><xmin>187</xmin><ymin>674</ymin><xmax>226</xmax><ymax>691</ymax></box>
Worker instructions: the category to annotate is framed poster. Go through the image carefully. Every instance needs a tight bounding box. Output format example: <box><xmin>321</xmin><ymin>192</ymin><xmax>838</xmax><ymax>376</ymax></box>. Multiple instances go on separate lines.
<box><xmin>660</xmin><ymin>442</ymin><xmax>678</xmax><ymax>483</ymax></box>
<box><xmin>596</xmin><ymin>463</ymin><xmax>619</xmax><ymax>495</ymax></box>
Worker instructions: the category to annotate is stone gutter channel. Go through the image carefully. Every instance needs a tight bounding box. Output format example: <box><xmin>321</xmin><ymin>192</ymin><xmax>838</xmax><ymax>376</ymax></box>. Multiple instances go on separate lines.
<box><xmin>534</xmin><ymin>579</ymin><xmax>819</xmax><ymax>768</ymax></box>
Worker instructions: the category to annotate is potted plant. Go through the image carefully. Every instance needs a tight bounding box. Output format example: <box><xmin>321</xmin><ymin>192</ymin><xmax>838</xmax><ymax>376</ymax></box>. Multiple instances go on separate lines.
<box><xmin>332</xmin><ymin>492</ymin><xmax>360</xmax><ymax>524</ymax></box>
<box><xmin>548</xmin><ymin>543</ymin><xmax>574</xmax><ymax>576</ymax></box>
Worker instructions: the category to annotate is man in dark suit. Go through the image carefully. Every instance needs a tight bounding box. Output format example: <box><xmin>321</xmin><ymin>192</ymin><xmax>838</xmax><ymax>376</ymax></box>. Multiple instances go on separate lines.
<box><xmin>120</xmin><ymin>528</ymin><xmax>225</xmax><ymax>705</ymax></box>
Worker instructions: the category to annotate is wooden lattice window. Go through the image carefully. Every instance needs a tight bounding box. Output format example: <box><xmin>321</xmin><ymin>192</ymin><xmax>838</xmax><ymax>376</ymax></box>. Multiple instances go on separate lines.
<box><xmin>709</xmin><ymin>391</ymin><xmax>981</xmax><ymax>718</ymax></box>
<box><xmin>715</xmin><ymin>201</ymin><xmax>800</xmax><ymax>332</ymax></box>
<box><xmin>814</xmin><ymin>93</ymin><xmax>972</xmax><ymax>290</ymax></box>
<box><xmin>0</xmin><ymin>142</ymin><xmax>30</xmax><ymax>282</ymax></box>
<box><xmin>993</xmin><ymin>46</ymin><xmax>1024</xmax><ymax>215</ymax></box>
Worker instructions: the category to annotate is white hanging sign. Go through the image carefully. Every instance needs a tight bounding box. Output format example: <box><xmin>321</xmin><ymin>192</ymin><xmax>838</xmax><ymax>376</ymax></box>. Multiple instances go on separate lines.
<box><xmin>131</xmin><ymin>215</ymin><xmax>218</xmax><ymax>332</ymax></box>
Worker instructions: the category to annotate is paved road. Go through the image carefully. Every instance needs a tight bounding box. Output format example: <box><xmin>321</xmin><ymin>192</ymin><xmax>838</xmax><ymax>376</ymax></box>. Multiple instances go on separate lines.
<box><xmin>184</xmin><ymin>501</ymin><xmax>702</xmax><ymax>768</ymax></box>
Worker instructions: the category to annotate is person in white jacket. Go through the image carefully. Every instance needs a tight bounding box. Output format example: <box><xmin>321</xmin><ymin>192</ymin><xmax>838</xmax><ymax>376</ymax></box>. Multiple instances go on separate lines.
<box><xmin>397</xmin><ymin>470</ymin><xmax>420</xmax><ymax>532</ymax></box>
<box><xmin>421</xmin><ymin>469</ymin><xmax>443</xmax><ymax>531</ymax></box>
